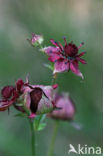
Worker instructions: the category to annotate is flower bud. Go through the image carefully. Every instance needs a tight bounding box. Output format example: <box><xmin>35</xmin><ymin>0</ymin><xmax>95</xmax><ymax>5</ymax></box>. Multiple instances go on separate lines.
<box><xmin>22</xmin><ymin>85</ymin><xmax>57</xmax><ymax>118</ymax></box>
<box><xmin>48</xmin><ymin>93</ymin><xmax>76</xmax><ymax>121</ymax></box>
<box><xmin>30</xmin><ymin>33</ymin><xmax>44</xmax><ymax>47</ymax></box>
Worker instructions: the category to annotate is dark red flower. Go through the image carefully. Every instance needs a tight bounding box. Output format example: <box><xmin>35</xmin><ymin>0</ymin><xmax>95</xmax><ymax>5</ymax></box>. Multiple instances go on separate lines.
<box><xmin>1</xmin><ymin>86</ymin><xmax>15</xmax><ymax>99</ymax></box>
<box><xmin>42</xmin><ymin>37</ymin><xmax>86</xmax><ymax>78</ymax></box>
<box><xmin>0</xmin><ymin>79</ymin><xmax>25</xmax><ymax>111</ymax></box>
<box><xmin>0</xmin><ymin>86</ymin><xmax>17</xmax><ymax>111</ymax></box>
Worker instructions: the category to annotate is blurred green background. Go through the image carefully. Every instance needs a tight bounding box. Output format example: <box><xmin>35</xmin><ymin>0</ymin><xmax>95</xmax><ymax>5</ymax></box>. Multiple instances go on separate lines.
<box><xmin>0</xmin><ymin>0</ymin><xmax>103</xmax><ymax>155</ymax></box>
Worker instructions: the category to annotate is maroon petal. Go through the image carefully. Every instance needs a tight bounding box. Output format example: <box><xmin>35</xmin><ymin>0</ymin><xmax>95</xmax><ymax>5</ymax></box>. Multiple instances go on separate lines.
<box><xmin>70</xmin><ymin>60</ymin><xmax>83</xmax><ymax>78</ymax></box>
<box><xmin>30</xmin><ymin>88</ymin><xmax>43</xmax><ymax>113</ymax></box>
<box><xmin>0</xmin><ymin>98</ymin><xmax>16</xmax><ymax>111</ymax></box>
<box><xmin>77</xmin><ymin>57</ymin><xmax>87</xmax><ymax>64</ymax></box>
<box><xmin>63</xmin><ymin>37</ymin><xmax>67</xmax><ymax>46</ymax></box>
<box><xmin>76</xmin><ymin>52</ymin><xmax>85</xmax><ymax>57</ymax></box>
<box><xmin>1</xmin><ymin>86</ymin><xmax>14</xmax><ymax>99</ymax></box>
<box><xmin>78</xmin><ymin>42</ymin><xmax>84</xmax><ymax>49</ymax></box>
<box><xmin>0</xmin><ymin>102</ymin><xmax>9</xmax><ymax>111</ymax></box>
<box><xmin>16</xmin><ymin>79</ymin><xmax>24</xmax><ymax>93</ymax></box>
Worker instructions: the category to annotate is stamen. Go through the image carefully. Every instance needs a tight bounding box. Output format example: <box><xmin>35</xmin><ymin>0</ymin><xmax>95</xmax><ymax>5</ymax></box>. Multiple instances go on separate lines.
<box><xmin>78</xmin><ymin>42</ymin><xmax>84</xmax><ymax>49</ymax></box>
<box><xmin>25</xmin><ymin>73</ymin><xmax>29</xmax><ymax>84</ymax></box>
<box><xmin>63</xmin><ymin>36</ymin><xmax>67</xmax><ymax>46</ymax></box>
<box><xmin>67</xmin><ymin>56</ymin><xmax>75</xmax><ymax>61</ymax></box>
<box><xmin>65</xmin><ymin>61</ymin><xmax>69</xmax><ymax>64</ymax></box>
<box><xmin>54</xmin><ymin>60</ymin><xmax>58</xmax><ymax>63</ymax></box>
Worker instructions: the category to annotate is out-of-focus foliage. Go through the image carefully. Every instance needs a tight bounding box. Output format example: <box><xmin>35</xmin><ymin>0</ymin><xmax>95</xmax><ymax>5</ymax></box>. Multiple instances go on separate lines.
<box><xmin>0</xmin><ymin>0</ymin><xmax>103</xmax><ymax>156</ymax></box>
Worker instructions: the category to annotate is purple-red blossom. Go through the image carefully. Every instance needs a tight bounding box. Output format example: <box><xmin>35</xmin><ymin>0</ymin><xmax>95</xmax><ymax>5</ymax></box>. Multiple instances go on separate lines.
<box><xmin>1</xmin><ymin>86</ymin><xmax>15</xmax><ymax>99</ymax></box>
<box><xmin>0</xmin><ymin>79</ymin><xmax>24</xmax><ymax>111</ymax></box>
<box><xmin>0</xmin><ymin>78</ymin><xmax>57</xmax><ymax>118</ymax></box>
<box><xmin>42</xmin><ymin>38</ymin><xmax>86</xmax><ymax>78</ymax></box>
<box><xmin>28</xmin><ymin>33</ymin><xmax>44</xmax><ymax>47</ymax></box>
<box><xmin>48</xmin><ymin>93</ymin><xmax>76</xmax><ymax>121</ymax></box>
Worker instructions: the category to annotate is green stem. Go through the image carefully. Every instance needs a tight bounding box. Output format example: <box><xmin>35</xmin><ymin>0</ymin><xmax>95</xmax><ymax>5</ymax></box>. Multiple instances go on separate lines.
<box><xmin>48</xmin><ymin>120</ymin><xmax>59</xmax><ymax>156</ymax></box>
<box><xmin>48</xmin><ymin>73</ymin><xmax>58</xmax><ymax>156</ymax></box>
<box><xmin>29</xmin><ymin>119</ymin><xmax>35</xmax><ymax>156</ymax></box>
<box><xmin>52</xmin><ymin>73</ymin><xmax>57</xmax><ymax>85</ymax></box>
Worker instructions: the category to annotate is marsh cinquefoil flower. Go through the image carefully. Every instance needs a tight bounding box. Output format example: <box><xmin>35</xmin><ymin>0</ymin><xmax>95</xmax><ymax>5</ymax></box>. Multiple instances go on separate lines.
<box><xmin>0</xmin><ymin>79</ymin><xmax>24</xmax><ymax>111</ymax></box>
<box><xmin>42</xmin><ymin>38</ymin><xmax>86</xmax><ymax>78</ymax></box>
<box><xmin>0</xmin><ymin>78</ymin><xmax>58</xmax><ymax>118</ymax></box>
<box><xmin>48</xmin><ymin>93</ymin><xmax>76</xmax><ymax>121</ymax></box>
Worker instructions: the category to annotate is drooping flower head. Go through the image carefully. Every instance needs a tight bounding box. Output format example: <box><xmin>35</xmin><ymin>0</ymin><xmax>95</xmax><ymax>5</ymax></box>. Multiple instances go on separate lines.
<box><xmin>42</xmin><ymin>37</ymin><xmax>86</xmax><ymax>78</ymax></box>
<box><xmin>48</xmin><ymin>93</ymin><xmax>76</xmax><ymax>121</ymax></box>
<box><xmin>28</xmin><ymin>33</ymin><xmax>44</xmax><ymax>47</ymax></box>
<box><xmin>0</xmin><ymin>78</ymin><xmax>58</xmax><ymax>119</ymax></box>
<box><xmin>0</xmin><ymin>79</ymin><xmax>24</xmax><ymax>111</ymax></box>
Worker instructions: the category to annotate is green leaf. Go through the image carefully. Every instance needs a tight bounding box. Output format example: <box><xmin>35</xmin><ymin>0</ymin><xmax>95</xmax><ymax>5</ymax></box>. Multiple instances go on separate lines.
<box><xmin>34</xmin><ymin>114</ymin><xmax>46</xmax><ymax>131</ymax></box>
<box><xmin>37</xmin><ymin>123</ymin><xmax>46</xmax><ymax>131</ymax></box>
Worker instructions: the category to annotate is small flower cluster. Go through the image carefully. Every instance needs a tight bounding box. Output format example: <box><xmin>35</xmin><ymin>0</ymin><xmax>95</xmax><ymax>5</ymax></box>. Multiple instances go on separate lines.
<box><xmin>0</xmin><ymin>78</ymin><xmax>58</xmax><ymax>118</ymax></box>
<box><xmin>0</xmin><ymin>33</ymin><xmax>87</xmax><ymax>156</ymax></box>
<box><xmin>0</xmin><ymin>34</ymin><xmax>86</xmax><ymax>125</ymax></box>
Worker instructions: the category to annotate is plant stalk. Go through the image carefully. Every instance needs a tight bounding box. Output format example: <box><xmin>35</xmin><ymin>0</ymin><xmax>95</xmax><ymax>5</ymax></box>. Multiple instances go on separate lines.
<box><xmin>29</xmin><ymin>119</ymin><xmax>35</xmax><ymax>156</ymax></box>
<box><xmin>48</xmin><ymin>120</ymin><xmax>59</xmax><ymax>156</ymax></box>
<box><xmin>52</xmin><ymin>73</ymin><xmax>57</xmax><ymax>85</ymax></box>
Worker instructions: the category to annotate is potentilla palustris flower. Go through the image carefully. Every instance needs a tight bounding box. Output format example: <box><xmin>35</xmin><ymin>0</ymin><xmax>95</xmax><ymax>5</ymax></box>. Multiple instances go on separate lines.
<box><xmin>0</xmin><ymin>79</ymin><xmax>24</xmax><ymax>111</ymax></box>
<box><xmin>28</xmin><ymin>33</ymin><xmax>44</xmax><ymax>47</ymax></box>
<box><xmin>48</xmin><ymin>93</ymin><xmax>76</xmax><ymax>121</ymax></box>
<box><xmin>42</xmin><ymin>37</ymin><xmax>86</xmax><ymax>78</ymax></box>
<box><xmin>0</xmin><ymin>78</ymin><xmax>58</xmax><ymax>118</ymax></box>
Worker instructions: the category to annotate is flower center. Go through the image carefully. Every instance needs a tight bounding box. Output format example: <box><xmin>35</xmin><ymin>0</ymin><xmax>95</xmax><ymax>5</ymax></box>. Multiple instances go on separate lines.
<box><xmin>64</xmin><ymin>43</ymin><xmax>78</xmax><ymax>57</ymax></box>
